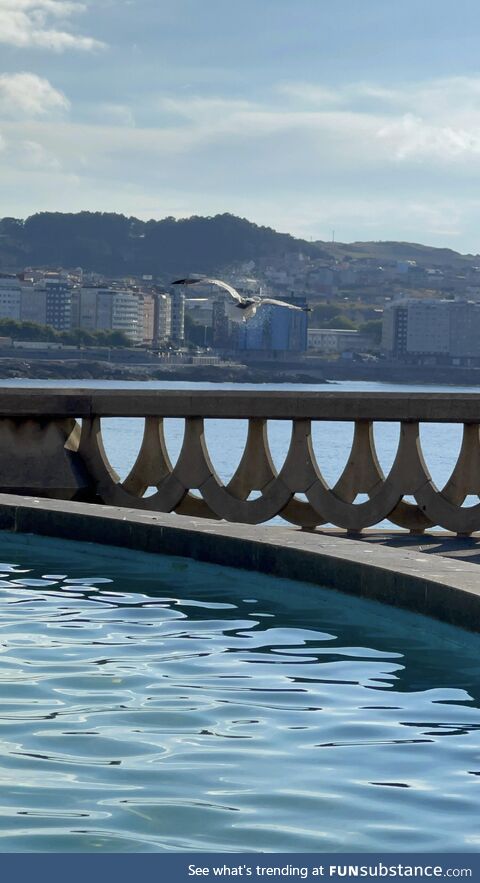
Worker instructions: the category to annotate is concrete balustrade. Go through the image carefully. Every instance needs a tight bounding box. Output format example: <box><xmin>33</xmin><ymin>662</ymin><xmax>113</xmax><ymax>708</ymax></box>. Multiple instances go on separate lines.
<box><xmin>2</xmin><ymin>389</ymin><xmax>480</xmax><ymax>534</ymax></box>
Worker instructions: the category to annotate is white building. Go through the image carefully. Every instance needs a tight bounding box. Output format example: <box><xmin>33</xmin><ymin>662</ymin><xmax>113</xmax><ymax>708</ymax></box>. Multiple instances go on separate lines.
<box><xmin>72</xmin><ymin>287</ymin><xmax>144</xmax><ymax>342</ymax></box>
<box><xmin>382</xmin><ymin>298</ymin><xmax>480</xmax><ymax>362</ymax></box>
<box><xmin>308</xmin><ymin>328</ymin><xmax>370</xmax><ymax>354</ymax></box>
<box><xmin>0</xmin><ymin>275</ymin><xmax>21</xmax><ymax>320</ymax></box>
<box><xmin>97</xmin><ymin>290</ymin><xmax>143</xmax><ymax>342</ymax></box>
<box><xmin>155</xmin><ymin>293</ymin><xmax>172</xmax><ymax>343</ymax></box>
<box><xmin>406</xmin><ymin>300</ymin><xmax>450</xmax><ymax>355</ymax></box>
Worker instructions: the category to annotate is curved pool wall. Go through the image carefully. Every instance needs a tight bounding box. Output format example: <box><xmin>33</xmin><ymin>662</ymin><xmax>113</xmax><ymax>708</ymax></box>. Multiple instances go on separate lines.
<box><xmin>0</xmin><ymin>493</ymin><xmax>479</xmax><ymax>633</ymax></box>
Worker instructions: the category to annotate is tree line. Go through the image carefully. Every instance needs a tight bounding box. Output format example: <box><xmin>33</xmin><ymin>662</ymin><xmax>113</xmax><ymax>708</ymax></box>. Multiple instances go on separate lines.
<box><xmin>0</xmin><ymin>319</ymin><xmax>131</xmax><ymax>347</ymax></box>
<box><xmin>0</xmin><ymin>212</ymin><xmax>326</xmax><ymax>276</ymax></box>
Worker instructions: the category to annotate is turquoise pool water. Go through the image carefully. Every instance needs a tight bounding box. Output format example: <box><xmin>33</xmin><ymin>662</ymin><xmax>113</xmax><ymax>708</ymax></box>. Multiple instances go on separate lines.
<box><xmin>0</xmin><ymin>533</ymin><xmax>479</xmax><ymax>853</ymax></box>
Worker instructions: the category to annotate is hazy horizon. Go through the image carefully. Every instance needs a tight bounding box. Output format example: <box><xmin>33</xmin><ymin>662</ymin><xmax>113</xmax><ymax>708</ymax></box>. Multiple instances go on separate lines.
<box><xmin>2</xmin><ymin>1</ymin><xmax>480</xmax><ymax>251</ymax></box>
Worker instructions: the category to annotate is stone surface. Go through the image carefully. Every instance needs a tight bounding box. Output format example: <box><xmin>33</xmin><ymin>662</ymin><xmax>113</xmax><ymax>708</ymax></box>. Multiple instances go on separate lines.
<box><xmin>0</xmin><ymin>388</ymin><xmax>479</xmax><ymax>419</ymax></box>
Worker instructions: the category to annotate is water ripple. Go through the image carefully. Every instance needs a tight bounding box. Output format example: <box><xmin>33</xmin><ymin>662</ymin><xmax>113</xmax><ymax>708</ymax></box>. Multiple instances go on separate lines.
<box><xmin>0</xmin><ymin>533</ymin><xmax>478</xmax><ymax>852</ymax></box>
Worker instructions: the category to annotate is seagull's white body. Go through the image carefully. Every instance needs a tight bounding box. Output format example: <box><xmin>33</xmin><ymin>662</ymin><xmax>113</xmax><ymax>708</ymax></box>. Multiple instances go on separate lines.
<box><xmin>172</xmin><ymin>277</ymin><xmax>309</xmax><ymax>322</ymax></box>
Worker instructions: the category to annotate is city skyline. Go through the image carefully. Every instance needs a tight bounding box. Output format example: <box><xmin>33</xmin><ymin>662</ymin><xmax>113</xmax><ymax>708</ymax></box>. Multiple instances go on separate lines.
<box><xmin>2</xmin><ymin>1</ymin><xmax>480</xmax><ymax>250</ymax></box>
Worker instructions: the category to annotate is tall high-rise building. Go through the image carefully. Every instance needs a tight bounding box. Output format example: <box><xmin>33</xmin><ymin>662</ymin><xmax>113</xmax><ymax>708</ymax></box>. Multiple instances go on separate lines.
<box><xmin>153</xmin><ymin>293</ymin><xmax>172</xmax><ymax>345</ymax></box>
<box><xmin>141</xmin><ymin>294</ymin><xmax>156</xmax><ymax>345</ymax></box>
<box><xmin>170</xmin><ymin>291</ymin><xmax>185</xmax><ymax>343</ymax></box>
<box><xmin>44</xmin><ymin>280</ymin><xmax>72</xmax><ymax>331</ymax></box>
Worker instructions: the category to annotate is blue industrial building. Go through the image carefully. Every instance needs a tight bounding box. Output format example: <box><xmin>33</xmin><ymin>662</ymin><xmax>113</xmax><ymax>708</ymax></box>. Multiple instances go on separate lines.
<box><xmin>236</xmin><ymin>299</ymin><xmax>308</xmax><ymax>352</ymax></box>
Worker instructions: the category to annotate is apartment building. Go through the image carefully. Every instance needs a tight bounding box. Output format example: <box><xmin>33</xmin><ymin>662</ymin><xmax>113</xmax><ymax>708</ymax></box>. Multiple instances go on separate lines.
<box><xmin>72</xmin><ymin>287</ymin><xmax>144</xmax><ymax>342</ymax></box>
<box><xmin>382</xmin><ymin>298</ymin><xmax>480</xmax><ymax>364</ymax></box>
<box><xmin>97</xmin><ymin>289</ymin><xmax>143</xmax><ymax>343</ymax></box>
<box><xmin>0</xmin><ymin>275</ymin><xmax>21</xmax><ymax>320</ymax></box>
<box><xmin>20</xmin><ymin>285</ymin><xmax>47</xmax><ymax>325</ymax></box>
<box><xmin>44</xmin><ymin>279</ymin><xmax>72</xmax><ymax>331</ymax></box>
<box><xmin>154</xmin><ymin>293</ymin><xmax>172</xmax><ymax>344</ymax></box>
<box><xmin>170</xmin><ymin>291</ymin><xmax>185</xmax><ymax>343</ymax></box>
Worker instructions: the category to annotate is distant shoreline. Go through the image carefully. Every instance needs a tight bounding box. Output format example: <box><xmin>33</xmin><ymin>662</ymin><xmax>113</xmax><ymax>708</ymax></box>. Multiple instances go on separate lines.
<box><xmin>0</xmin><ymin>358</ymin><xmax>331</xmax><ymax>385</ymax></box>
<box><xmin>0</xmin><ymin>356</ymin><xmax>480</xmax><ymax>387</ymax></box>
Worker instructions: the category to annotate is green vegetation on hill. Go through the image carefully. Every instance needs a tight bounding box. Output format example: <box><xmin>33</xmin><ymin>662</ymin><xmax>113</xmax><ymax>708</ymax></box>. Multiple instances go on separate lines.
<box><xmin>0</xmin><ymin>212</ymin><xmax>325</xmax><ymax>276</ymax></box>
<box><xmin>319</xmin><ymin>239</ymin><xmax>479</xmax><ymax>267</ymax></box>
<box><xmin>1</xmin><ymin>211</ymin><xmax>477</xmax><ymax>277</ymax></box>
<box><xmin>0</xmin><ymin>319</ymin><xmax>131</xmax><ymax>347</ymax></box>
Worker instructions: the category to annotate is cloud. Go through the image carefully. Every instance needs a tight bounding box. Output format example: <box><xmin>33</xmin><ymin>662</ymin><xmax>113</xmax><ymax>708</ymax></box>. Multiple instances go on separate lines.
<box><xmin>16</xmin><ymin>139</ymin><xmax>62</xmax><ymax>169</ymax></box>
<box><xmin>0</xmin><ymin>0</ymin><xmax>105</xmax><ymax>51</ymax></box>
<box><xmin>3</xmin><ymin>74</ymin><xmax>480</xmax><ymax>249</ymax></box>
<box><xmin>278</xmin><ymin>76</ymin><xmax>480</xmax><ymax>163</ymax></box>
<box><xmin>0</xmin><ymin>73</ymin><xmax>69</xmax><ymax>117</ymax></box>
<box><xmin>161</xmin><ymin>75</ymin><xmax>480</xmax><ymax>167</ymax></box>
<box><xmin>156</xmin><ymin>94</ymin><xmax>380</xmax><ymax>152</ymax></box>
<box><xmin>277</xmin><ymin>82</ymin><xmax>346</xmax><ymax>107</ymax></box>
<box><xmin>88</xmin><ymin>102</ymin><xmax>136</xmax><ymax>127</ymax></box>
<box><xmin>377</xmin><ymin>113</ymin><xmax>480</xmax><ymax>161</ymax></box>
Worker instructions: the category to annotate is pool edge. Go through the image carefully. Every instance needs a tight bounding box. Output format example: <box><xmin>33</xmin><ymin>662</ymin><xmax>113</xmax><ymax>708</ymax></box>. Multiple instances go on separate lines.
<box><xmin>0</xmin><ymin>493</ymin><xmax>479</xmax><ymax>632</ymax></box>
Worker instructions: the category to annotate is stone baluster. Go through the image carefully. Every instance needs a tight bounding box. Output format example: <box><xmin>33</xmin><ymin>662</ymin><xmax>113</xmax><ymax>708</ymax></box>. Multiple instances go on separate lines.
<box><xmin>0</xmin><ymin>390</ymin><xmax>479</xmax><ymax>534</ymax></box>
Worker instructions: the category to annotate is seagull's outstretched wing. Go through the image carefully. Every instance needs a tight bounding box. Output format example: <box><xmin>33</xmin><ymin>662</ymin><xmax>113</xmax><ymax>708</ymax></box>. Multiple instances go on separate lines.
<box><xmin>260</xmin><ymin>298</ymin><xmax>306</xmax><ymax>311</ymax></box>
<box><xmin>202</xmin><ymin>278</ymin><xmax>243</xmax><ymax>303</ymax></box>
<box><xmin>172</xmin><ymin>276</ymin><xmax>243</xmax><ymax>303</ymax></box>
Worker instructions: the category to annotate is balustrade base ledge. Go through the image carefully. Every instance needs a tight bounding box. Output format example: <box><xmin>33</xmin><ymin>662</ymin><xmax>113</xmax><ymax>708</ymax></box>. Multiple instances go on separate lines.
<box><xmin>0</xmin><ymin>493</ymin><xmax>478</xmax><ymax>632</ymax></box>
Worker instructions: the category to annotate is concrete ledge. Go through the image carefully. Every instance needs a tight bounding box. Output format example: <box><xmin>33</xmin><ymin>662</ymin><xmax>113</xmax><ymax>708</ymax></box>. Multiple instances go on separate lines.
<box><xmin>0</xmin><ymin>493</ymin><xmax>479</xmax><ymax>632</ymax></box>
<box><xmin>2</xmin><ymin>388</ymin><xmax>480</xmax><ymax>420</ymax></box>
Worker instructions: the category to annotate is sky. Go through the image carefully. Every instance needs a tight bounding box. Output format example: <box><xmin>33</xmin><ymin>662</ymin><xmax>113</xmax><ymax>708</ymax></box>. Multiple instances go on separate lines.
<box><xmin>2</xmin><ymin>0</ymin><xmax>480</xmax><ymax>251</ymax></box>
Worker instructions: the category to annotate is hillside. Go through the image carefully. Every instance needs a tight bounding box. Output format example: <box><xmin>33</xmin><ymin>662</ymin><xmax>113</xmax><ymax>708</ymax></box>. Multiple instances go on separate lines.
<box><xmin>318</xmin><ymin>239</ymin><xmax>480</xmax><ymax>267</ymax></box>
<box><xmin>0</xmin><ymin>211</ymin><xmax>478</xmax><ymax>276</ymax></box>
<box><xmin>0</xmin><ymin>212</ymin><xmax>326</xmax><ymax>277</ymax></box>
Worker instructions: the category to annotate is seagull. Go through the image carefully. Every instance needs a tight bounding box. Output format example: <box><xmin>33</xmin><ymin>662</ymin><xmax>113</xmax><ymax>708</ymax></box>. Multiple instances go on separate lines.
<box><xmin>172</xmin><ymin>277</ymin><xmax>311</xmax><ymax>321</ymax></box>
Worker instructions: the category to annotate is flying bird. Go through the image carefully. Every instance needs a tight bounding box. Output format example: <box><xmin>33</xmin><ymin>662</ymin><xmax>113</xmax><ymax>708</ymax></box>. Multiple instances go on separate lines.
<box><xmin>172</xmin><ymin>277</ymin><xmax>311</xmax><ymax>321</ymax></box>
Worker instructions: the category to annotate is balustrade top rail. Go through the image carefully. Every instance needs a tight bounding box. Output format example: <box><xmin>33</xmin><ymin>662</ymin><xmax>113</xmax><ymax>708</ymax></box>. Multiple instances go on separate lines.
<box><xmin>1</xmin><ymin>389</ymin><xmax>480</xmax><ymax>421</ymax></box>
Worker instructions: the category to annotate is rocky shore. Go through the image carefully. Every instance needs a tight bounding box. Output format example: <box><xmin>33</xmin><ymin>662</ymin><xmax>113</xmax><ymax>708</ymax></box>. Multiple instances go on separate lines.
<box><xmin>1</xmin><ymin>355</ymin><xmax>479</xmax><ymax>386</ymax></box>
<box><xmin>0</xmin><ymin>358</ymin><xmax>329</xmax><ymax>384</ymax></box>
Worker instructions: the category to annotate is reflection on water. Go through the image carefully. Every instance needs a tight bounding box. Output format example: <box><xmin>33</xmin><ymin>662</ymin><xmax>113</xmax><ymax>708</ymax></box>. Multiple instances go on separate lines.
<box><xmin>0</xmin><ymin>533</ymin><xmax>479</xmax><ymax>853</ymax></box>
